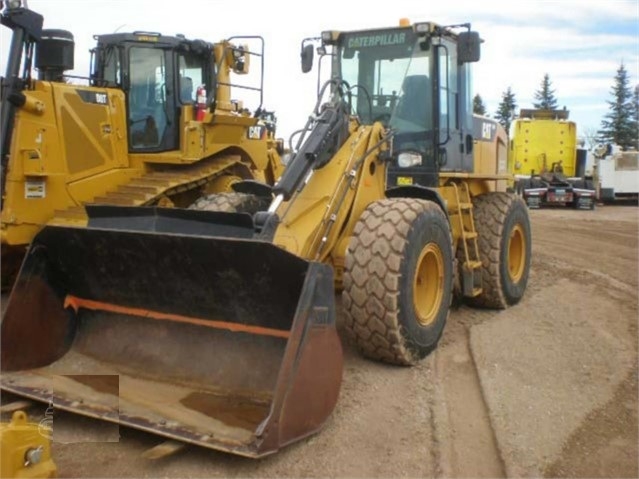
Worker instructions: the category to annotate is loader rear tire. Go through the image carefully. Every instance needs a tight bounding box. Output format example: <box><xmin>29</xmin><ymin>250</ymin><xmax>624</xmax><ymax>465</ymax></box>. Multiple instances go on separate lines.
<box><xmin>189</xmin><ymin>192</ymin><xmax>269</xmax><ymax>214</ymax></box>
<box><xmin>343</xmin><ymin>198</ymin><xmax>453</xmax><ymax>366</ymax></box>
<box><xmin>467</xmin><ymin>192</ymin><xmax>531</xmax><ymax>309</ymax></box>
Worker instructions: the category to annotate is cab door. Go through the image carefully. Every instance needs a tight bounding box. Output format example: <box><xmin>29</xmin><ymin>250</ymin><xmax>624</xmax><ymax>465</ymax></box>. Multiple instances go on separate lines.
<box><xmin>436</xmin><ymin>38</ymin><xmax>469</xmax><ymax>172</ymax></box>
<box><xmin>126</xmin><ymin>45</ymin><xmax>178</xmax><ymax>152</ymax></box>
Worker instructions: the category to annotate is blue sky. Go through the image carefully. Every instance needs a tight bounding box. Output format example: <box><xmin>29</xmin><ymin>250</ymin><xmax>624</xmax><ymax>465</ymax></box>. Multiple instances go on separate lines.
<box><xmin>1</xmin><ymin>0</ymin><xmax>637</xmax><ymax>142</ymax></box>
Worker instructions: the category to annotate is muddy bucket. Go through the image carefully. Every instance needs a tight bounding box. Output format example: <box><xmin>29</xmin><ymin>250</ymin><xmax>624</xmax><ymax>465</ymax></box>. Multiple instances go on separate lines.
<box><xmin>1</xmin><ymin>212</ymin><xmax>343</xmax><ymax>457</ymax></box>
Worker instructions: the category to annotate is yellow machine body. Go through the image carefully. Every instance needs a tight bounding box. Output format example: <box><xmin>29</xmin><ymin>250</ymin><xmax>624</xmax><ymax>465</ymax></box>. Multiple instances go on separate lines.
<box><xmin>0</xmin><ymin>411</ymin><xmax>57</xmax><ymax>478</ymax></box>
<box><xmin>271</xmin><ymin>116</ymin><xmax>510</xmax><ymax>286</ymax></box>
<box><xmin>2</xmin><ymin>80</ymin><xmax>282</xmax><ymax>245</ymax></box>
<box><xmin>1</xmin><ymin>15</ymin><xmax>284</xmax><ymax>284</ymax></box>
<box><xmin>509</xmin><ymin>109</ymin><xmax>577</xmax><ymax>177</ymax></box>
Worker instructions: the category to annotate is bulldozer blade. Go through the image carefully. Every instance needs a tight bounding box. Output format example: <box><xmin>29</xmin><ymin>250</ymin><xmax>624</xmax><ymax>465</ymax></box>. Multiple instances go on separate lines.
<box><xmin>1</xmin><ymin>224</ymin><xmax>343</xmax><ymax>458</ymax></box>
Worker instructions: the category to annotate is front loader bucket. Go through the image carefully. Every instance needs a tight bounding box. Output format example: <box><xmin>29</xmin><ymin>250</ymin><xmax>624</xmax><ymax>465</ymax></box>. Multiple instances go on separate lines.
<box><xmin>1</xmin><ymin>222</ymin><xmax>343</xmax><ymax>457</ymax></box>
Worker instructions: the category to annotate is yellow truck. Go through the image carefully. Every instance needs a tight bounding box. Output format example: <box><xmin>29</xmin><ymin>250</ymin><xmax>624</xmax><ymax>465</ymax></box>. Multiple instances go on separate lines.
<box><xmin>509</xmin><ymin>109</ymin><xmax>595</xmax><ymax>209</ymax></box>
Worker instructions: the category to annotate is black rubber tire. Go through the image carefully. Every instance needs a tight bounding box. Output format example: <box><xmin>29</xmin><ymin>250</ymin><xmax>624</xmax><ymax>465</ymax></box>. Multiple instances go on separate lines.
<box><xmin>189</xmin><ymin>192</ymin><xmax>269</xmax><ymax>214</ymax></box>
<box><xmin>342</xmin><ymin>198</ymin><xmax>453</xmax><ymax>366</ymax></box>
<box><xmin>467</xmin><ymin>192</ymin><xmax>531</xmax><ymax>309</ymax></box>
<box><xmin>585</xmin><ymin>180</ymin><xmax>596</xmax><ymax>209</ymax></box>
<box><xmin>571</xmin><ymin>179</ymin><xmax>584</xmax><ymax>209</ymax></box>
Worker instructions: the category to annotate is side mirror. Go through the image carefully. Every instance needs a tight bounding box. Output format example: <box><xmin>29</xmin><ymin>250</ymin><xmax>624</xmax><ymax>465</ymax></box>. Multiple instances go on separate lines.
<box><xmin>457</xmin><ymin>31</ymin><xmax>481</xmax><ymax>63</ymax></box>
<box><xmin>301</xmin><ymin>44</ymin><xmax>314</xmax><ymax>73</ymax></box>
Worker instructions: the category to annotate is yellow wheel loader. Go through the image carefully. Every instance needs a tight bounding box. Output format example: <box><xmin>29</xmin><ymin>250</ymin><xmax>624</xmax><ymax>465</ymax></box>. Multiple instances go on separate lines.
<box><xmin>1</xmin><ymin>20</ymin><xmax>531</xmax><ymax>458</ymax></box>
<box><xmin>0</xmin><ymin>2</ymin><xmax>284</xmax><ymax>288</ymax></box>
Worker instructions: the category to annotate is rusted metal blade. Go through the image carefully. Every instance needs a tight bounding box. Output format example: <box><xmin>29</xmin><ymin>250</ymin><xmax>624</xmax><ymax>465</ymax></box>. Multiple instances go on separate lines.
<box><xmin>1</xmin><ymin>224</ymin><xmax>343</xmax><ymax>457</ymax></box>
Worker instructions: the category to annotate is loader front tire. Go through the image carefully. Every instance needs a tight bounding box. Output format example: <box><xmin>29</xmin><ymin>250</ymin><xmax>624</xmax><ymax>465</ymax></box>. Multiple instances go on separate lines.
<box><xmin>343</xmin><ymin>198</ymin><xmax>453</xmax><ymax>366</ymax></box>
<box><xmin>189</xmin><ymin>192</ymin><xmax>269</xmax><ymax>214</ymax></box>
<box><xmin>468</xmin><ymin>192</ymin><xmax>531</xmax><ymax>309</ymax></box>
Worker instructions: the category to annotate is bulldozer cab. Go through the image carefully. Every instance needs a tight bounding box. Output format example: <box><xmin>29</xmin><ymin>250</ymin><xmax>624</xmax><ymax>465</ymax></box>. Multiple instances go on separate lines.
<box><xmin>90</xmin><ymin>33</ymin><xmax>261</xmax><ymax>153</ymax></box>
<box><xmin>302</xmin><ymin>23</ymin><xmax>481</xmax><ymax>180</ymax></box>
<box><xmin>91</xmin><ymin>33</ymin><xmax>213</xmax><ymax>152</ymax></box>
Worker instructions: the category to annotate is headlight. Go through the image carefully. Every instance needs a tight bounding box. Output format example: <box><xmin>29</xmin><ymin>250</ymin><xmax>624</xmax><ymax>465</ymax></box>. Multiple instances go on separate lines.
<box><xmin>397</xmin><ymin>152</ymin><xmax>422</xmax><ymax>167</ymax></box>
<box><xmin>414</xmin><ymin>22</ymin><xmax>432</xmax><ymax>33</ymax></box>
<box><xmin>7</xmin><ymin>0</ymin><xmax>22</xmax><ymax>9</ymax></box>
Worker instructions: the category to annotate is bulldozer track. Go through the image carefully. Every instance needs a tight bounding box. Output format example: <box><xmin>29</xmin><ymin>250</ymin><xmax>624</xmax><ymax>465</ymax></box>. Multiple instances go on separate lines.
<box><xmin>189</xmin><ymin>192</ymin><xmax>270</xmax><ymax>214</ymax></box>
<box><xmin>49</xmin><ymin>155</ymin><xmax>244</xmax><ymax>224</ymax></box>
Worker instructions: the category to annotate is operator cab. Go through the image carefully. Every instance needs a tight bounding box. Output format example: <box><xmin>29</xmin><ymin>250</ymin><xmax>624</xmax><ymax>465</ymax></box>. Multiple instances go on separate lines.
<box><xmin>91</xmin><ymin>33</ymin><xmax>213</xmax><ymax>153</ymax></box>
<box><xmin>301</xmin><ymin>23</ymin><xmax>481</xmax><ymax>185</ymax></box>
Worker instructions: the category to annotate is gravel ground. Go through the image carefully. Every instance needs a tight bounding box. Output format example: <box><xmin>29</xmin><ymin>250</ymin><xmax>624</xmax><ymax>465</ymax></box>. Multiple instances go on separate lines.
<box><xmin>1</xmin><ymin>204</ymin><xmax>637</xmax><ymax>478</ymax></box>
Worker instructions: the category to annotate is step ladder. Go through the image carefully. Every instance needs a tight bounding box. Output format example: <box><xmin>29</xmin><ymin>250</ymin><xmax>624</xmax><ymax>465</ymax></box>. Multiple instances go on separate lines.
<box><xmin>450</xmin><ymin>181</ymin><xmax>483</xmax><ymax>297</ymax></box>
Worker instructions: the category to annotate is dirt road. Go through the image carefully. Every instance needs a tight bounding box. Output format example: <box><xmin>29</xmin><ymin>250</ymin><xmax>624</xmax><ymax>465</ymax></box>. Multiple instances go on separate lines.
<box><xmin>1</xmin><ymin>205</ymin><xmax>637</xmax><ymax>478</ymax></box>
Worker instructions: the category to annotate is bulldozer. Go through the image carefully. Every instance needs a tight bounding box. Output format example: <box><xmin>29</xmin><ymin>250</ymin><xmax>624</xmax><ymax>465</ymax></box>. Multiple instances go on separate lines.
<box><xmin>1</xmin><ymin>19</ymin><xmax>531</xmax><ymax>458</ymax></box>
<box><xmin>0</xmin><ymin>1</ymin><xmax>285</xmax><ymax>288</ymax></box>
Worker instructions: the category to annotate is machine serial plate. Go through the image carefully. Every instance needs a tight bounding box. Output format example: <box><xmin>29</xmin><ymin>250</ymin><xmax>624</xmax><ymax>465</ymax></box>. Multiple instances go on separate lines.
<box><xmin>25</xmin><ymin>180</ymin><xmax>46</xmax><ymax>198</ymax></box>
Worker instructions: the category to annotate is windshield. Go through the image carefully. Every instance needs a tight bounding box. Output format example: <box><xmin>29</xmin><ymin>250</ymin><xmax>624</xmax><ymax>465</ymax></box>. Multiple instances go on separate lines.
<box><xmin>337</xmin><ymin>28</ymin><xmax>432</xmax><ymax>135</ymax></box>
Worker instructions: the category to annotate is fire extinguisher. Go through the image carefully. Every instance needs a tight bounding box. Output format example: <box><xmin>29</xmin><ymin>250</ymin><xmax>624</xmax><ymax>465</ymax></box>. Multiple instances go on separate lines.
<box><xmin>195</xmin><ymin>85</ymin><xmax>207</xmax><ymax>121</ymax></box>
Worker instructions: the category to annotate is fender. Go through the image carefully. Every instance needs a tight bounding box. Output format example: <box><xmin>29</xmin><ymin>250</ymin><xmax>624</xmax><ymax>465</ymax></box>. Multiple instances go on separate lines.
<box><xmin>385</xmin><ymin>185</ymin><xmax>449</xmax><ymax>219</ymax></box>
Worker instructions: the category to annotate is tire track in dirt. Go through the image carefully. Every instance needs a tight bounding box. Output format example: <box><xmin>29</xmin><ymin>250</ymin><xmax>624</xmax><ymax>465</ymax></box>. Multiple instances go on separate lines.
<box><xmin>544</xmin><ymin>367</ymin><xmax>638</xmax><ymax>478</ymax></box>
<box><xmin>470</xmin><ymin>207</ymin><xmax>638</xmax><ymax>477</ymax></box>
<box><xmin>432</xmin><ymin>308</ymin><xmax>507</xmax><ymax>478</ymax></box>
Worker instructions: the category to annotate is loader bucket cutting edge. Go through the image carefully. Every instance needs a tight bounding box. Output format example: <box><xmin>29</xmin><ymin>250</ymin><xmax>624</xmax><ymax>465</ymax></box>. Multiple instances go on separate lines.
<box><xmin>0</xmin><ymin>225</ymin><xmax>343</xmax><ymax>457</ymax></box>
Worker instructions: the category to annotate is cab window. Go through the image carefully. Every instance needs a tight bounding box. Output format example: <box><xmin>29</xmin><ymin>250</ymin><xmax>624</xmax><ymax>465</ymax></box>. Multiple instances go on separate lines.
<box><xmin>178</xmin><ymin>53</ymin><xmax>205</xmax><ymax>103</ymax></box>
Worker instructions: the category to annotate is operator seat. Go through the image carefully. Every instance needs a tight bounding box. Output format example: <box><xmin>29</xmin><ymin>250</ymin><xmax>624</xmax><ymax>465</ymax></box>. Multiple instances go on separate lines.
<box><xmin>395</xmin><ymin>75</ymin><xmax>431</xmax><ymax>128</ymax></box>
<box><xmin>180</xmin><ymin>76</ymin><xmax>194</xmax><ymax>103</ymax></box>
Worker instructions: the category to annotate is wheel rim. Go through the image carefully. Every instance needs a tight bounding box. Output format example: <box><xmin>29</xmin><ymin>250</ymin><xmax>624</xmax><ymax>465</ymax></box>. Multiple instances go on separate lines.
<box><xmin>413</xmin><ymin>243</ymin><xmax>445</xmax><ymax>326</ymax></box>
<box><xmin>508</xmin><ymin>224</ymin><xmax>526</xmax><ymax>283</ymax></box>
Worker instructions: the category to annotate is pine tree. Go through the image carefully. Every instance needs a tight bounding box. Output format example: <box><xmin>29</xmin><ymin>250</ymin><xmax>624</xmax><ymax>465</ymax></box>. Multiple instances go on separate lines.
<box><xmin>598</xmin><ymin>63</ymin><xmax>636</xmax><ymax>150</ymax></box>
<box><xmin>532</xmin><ymin>73</ymin><xmax>559</xmax><ymax>110</ymax></box>
<box><xmin>473</xmin><ymin>94</ymin><xmax>487</xmax><ymax>115</ymax></box>
<box><xmin>632</xmin><ymin>85</ymin><xmax>639</xmax><ymax>150</ymax></box>
<box><xmin>495</xmin><ymin>87</ymin><xmax>518</xmax><ymax>133</ymax></box>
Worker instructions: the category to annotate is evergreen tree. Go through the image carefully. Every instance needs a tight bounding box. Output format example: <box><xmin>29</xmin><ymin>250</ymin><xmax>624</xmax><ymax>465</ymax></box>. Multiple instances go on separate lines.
<box><xmin>632</xmin><ymin>84</ymin><xmax>639</xmax><ymax>149</ymax></box>
<box><xmin>495</xmin><ymin>87</ymin><xmax>518</xmax><ymax>133</ymax></box>
<box><xmin>532</xmin><ymin>73</ymin><xmax>559</xmax><ymax>110</ymax></box>
<box><xmin>473</xmin><ymin>94</ymin><xmax>487</xmax><ymax>115</ymax></box>
<box><xmin>598</xmin><ymin>63</ymin><xmax>637</xmax><ymax>150</ymax></box>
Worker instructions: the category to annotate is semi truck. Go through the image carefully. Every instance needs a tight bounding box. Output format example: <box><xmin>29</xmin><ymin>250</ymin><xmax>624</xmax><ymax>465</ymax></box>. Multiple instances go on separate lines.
<box><xmin>509</xmin><ymin>109</ymin><xmax>595</xmax><ymax>209</ymax></box>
